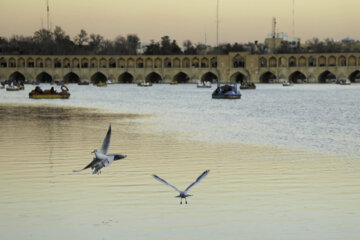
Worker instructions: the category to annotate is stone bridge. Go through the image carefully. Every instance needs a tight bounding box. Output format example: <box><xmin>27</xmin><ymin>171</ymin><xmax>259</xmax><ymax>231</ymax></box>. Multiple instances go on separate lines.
<box><xmin>0</xmin><ymin>52</ymin><xmax>359</xmax><ymax>84</ymax></box>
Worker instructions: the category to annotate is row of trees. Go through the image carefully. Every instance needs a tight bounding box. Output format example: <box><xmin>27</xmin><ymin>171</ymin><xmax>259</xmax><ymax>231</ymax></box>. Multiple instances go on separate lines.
<box><xmin>276</xmin><ymin>38</ymin><xmax>360</xmax><ymax>54</ymax></box>
<box><xmin>0</xmin><ymin>26</ymin><xmax>359</xmax><ymax>55</ymax></box>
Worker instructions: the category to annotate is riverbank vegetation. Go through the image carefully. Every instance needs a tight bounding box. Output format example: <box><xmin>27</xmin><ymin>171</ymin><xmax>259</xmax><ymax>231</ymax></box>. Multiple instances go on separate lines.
<box><xmin>0</xmin><ymin>26</ymin><xmax>359</xmax><ymax>55</ymax></box>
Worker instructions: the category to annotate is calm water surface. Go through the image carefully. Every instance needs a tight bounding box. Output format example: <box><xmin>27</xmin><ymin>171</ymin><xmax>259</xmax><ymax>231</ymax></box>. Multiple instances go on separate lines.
<box><xmin>0</xmin><ymin>84</ymin><xmax>359</xmax><ymax>240</ymax></box>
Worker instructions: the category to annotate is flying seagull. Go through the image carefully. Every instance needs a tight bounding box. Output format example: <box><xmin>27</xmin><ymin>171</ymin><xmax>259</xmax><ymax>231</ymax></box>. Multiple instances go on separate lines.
<box><xmin>75</xmin><ymin>124</ymin><xmax>127</xmax><ymax>174</ymax></box>
<box><xmin>152</xmin><ymin>170</ymin><xmax>210</xmax><ymax>204</ymax></box>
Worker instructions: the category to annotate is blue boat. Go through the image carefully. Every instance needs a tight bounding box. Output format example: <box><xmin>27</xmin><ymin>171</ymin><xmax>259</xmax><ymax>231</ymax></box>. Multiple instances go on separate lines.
<box><xmin>212</xmin><ymin>83</ymin><xmax>241</xmax><ymax>99</ymax></box>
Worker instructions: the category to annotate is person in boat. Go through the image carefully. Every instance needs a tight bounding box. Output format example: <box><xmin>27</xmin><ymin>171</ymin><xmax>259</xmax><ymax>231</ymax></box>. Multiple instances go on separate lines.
<box><xmin>34</xmin><ymin>86</ymin><xmax>43</xmax><ymax>94</ymax></box>
<box><xmin>50</xmin><ymin>87</ymin><xmax>56</xmax><ymax>94</ymax></box>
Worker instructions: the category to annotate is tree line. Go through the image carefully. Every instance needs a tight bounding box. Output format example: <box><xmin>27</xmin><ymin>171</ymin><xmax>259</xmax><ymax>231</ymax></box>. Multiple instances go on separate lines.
<box><xmin>0</xmin><ymin>26</ymin><xmax>359</xmax><ymax>55</ymax></box>
<box><xmin>276</xmin><ymin>38</ymin><xmax>360</xmax><ymax>54</ymax></box>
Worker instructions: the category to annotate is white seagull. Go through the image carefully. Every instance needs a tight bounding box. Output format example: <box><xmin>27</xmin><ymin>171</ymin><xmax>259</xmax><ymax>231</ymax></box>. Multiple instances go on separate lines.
<box><xmin>153</xmin><ymin>170</ymin><xmax>210</xmax><ymax>204</ymax></box>
<box><xmin>75</xmin><ymin>124</ymin><xmax>127</xmax><ymax>174</ymax></box>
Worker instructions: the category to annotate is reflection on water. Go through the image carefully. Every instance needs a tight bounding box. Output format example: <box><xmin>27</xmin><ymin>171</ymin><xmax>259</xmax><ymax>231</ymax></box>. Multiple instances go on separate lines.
<box><xmin>0</xmin><ymin>104</ymin><xmax>360</xmax><ymax>240</ymax></box>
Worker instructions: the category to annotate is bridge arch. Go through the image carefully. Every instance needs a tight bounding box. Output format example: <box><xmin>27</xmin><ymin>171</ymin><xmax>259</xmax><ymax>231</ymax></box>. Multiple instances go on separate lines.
<box><xmin>44</xmin><ymin>58</ymin><xmax>52</xmax><ymax>68</ymax></box>
<box><xmin>63</xmin><ymin>58</ymin><xmax>71</xmax><ymax>68</ymax></box>
<box><xmin>146</xmin><ymin>72</ymin><xmax>162</xmax><ymax>83</ymax></box>
<box><xmin>288</xmin><ymin>56</ymin><xmax>296</xmax><ymax>67</ymax></box>
<box><xmin>154</xmin><ymin>58</ymin><xmax>162</xmax><ymax>68</ymax></box>
<box><xmin>118</xmin><ymin>72</ymin><xmax>134</xmax><ymax>83</ymax></box>
<box><xmin>35</xmin><ymin>58</ymin><xmax>43</xmax><ymax>68</ymax></box>
<box><xmin>9</xmin><ymin>71</ymin><xmax>25</xmax><ymax>82</ymax></box>
<box><xmin>36</xmin><ymin>72</ymin><xmax>53</xmax><ymax>83</ymax></box>
<box><xmin>259</xmin><ymin>57</ymin><xmax>267</xmax><ymax>67</ymax></box>
<box><xmin>72</xmin><ymin>58</ymin><xmax>80</xmax><ymax>68</ymax></box>
<box><xmin>145</xmin><ymin>58</ymin><xmax>153</xmax><ymax>68</ymax></box>
<box><xmin>201</xmin><ymin>57</ymin><xmax>209</xmax><ymax>68</ymax></box>
<box><xmin>182</xmin><ymin>58</ymin><xmax>190</xmax><ymax>68</ymax></box>
<box><xmin>63</xmin><ymin>72</ymin><xmax>80</xmax><ymax>83</ymax></box>
<box><xmin>288</xmin><ymin>71</ymin><xmax>306</xmax><ymax>83</ymax></box>
<box><xmin>127</xmin><ymin>58</ymin><xmax>135</xmax><ymax>68</ymax></box>
<box><xmin>81</xmin><ymin>58</ymin><xmax>89</xmax><ymax>68</ymax></box>
<box><xmin>318</xmin><ymin>71</ymin><xmax>336</xmax><ymax>83</ymax></box>
<box><xmin>298</xmin><ymin>56</ymin><xmax>306</xmax><ymax>67</ymax></box>
<box><xmin>348</xmin><ymin>55</ymin><xmax>356</xmax><ymax>66</ymax></box>
<box><xmin>8</xmin><ymin>58</ymin><xmax>16</xmax><ymax>68</ymax></box>
<box><xmin>318</xmin><ymin>56</ymin><xmax>326</xmax><ymax>67</ymax></box>
<box><xmin>260</xmin><ymin>71</ymin><xmax>277</xmax><ymax>83</ymax></box>
<box><xmin>230</xmin><ymin>72</ymin><xmax>247</xmax><ymax>84</ymax></box>
<box><xmin>164</xmin><ymin>58</ymin><xmax>171</xmax><ymax>68</ymax></box>
<box><xmin>118</xmin><ymin>58</ymin><xmax>125</xmax><ymax>68</ymax></box>
<box><xmin>210</xmin><ymin>57</ymin><xmax>217</xmax><ymax>68</ymax></box>
<box><xmin>27</xmin><ymin>58</ymin><xmax>34</xmax><ymax>68</ymax></box>
<box><xmin>17</xmin><ymin>57</ymin><xmax>25</xmax><ymax>67</ymax></box>
<box><xmin>173</xmin><ymin>58</ymin><xmax>181</xmax><ymax>68</ymax></box>
<box><xmin>328</xmin><ymin>56</ymin><xmax>336</xmax><ymax>66</ymax></box>
<box><xmin>269</xmin><ymin>57</ymin><xmax>277</xmax><ymax>67</ymax></box>
<box><xmin>136</xmin><ymin>58</ymin><xmax>144</xmax><ymax>68</ymax></box>
<box><xmin>308</xmin><ymin>56</ymin><xmax>317</xmax><ymax>67</ymax></box>
<box><xmin>173</xmin><ymin>72</ymin><xmax>190</xmax><ymax>83</ymax></box>
<box><xmin>338</xmin><ymin>55</ymin><xmax>346</xmax><ymax>66</ymax></box>
<box><xmin>201</xmin><ymin>72</ymin><xmax>218</xmax><ymax>83</ymax></box>
<box><xmin>91</xmin><ymin>72</ymin><xmax>107</xmax><ymax>84</ymax></box>
<box><xmin>192</xmin><ymin>58</ymin><xmax>199</xmax><ymax>68</ymax></box>
<box><xmin>0</xmin><ymin>57</ymin><xmax>7</xmax><ymax>68</ymax></box>
<box><xmin>349</xmin><ymin>71</ymin><xmax>360</xmax><ymax>83</ymax></box>
<box><xmin>233</xmin><ymin>54</ymin><xmax>245</xmax><ymax>68</ymax></box>
<box><xmin>109</xmin><ymin>58</ymin><xmax>116</xmax><ymax>68</ymax></box>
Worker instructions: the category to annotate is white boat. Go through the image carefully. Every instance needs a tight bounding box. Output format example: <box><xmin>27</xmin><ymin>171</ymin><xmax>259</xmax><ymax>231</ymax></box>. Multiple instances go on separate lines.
<box><xmin>338</xmin><ymin>79</ymin><xmax>351</xmax><ymax>85</ymax></box>
<box><xmin>197</xmin><ymin>81</ymin><xmax>212</xmax><ymax>88</ymax></box>
<box><xmin>282</xmin><ymin>80</ymin><xmax>293</xmax><ymax>86</ymax></box>
<box><xmin>137</xmin><ymin>81</ymin><xmax>152</xmax><ymax>87</ymax></box>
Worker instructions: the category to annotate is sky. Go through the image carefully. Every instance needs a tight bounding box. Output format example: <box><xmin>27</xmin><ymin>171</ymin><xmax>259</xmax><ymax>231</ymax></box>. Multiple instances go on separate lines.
<box><xmin>0</xmin><ymin>0</ymin><xmax>359</xmax><ymax>46</ymax></box>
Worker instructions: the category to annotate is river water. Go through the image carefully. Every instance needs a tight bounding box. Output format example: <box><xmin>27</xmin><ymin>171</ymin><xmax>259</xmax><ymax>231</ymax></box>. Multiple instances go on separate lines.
<box><xmin>0</xmin><ymin>83</ymin><xmax>359</xmax><ymax>240</ymax></box>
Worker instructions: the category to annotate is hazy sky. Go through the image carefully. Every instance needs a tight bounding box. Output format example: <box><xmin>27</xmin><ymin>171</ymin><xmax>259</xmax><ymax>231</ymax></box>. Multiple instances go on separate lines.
<box><xmin>1</xmin><ymin>0</ymin><xmax>359</xmax><ymax>45</ymax></box>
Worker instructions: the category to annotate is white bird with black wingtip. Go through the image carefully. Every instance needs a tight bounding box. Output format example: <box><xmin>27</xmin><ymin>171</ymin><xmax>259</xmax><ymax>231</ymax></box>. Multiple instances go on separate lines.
<box><xmin>152</xmin><ymin>170</ymin><xmax>210</xmax><ymax>204</ymax></box>
<box><xmin>75</xmin><ymin>124</ymin><xmax>127</xmax><ymax>174</ymax></box>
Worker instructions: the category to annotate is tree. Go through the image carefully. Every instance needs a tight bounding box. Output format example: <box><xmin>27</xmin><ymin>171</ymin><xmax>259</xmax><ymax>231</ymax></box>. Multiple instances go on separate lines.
<box><xmin>170</xmin><ymin>40</ymin><xmax>182</xmax><ymax>54</ymax></box>
<box><xmin>126</xmin><ymin>34</ymin><xmax>140</xmax><ymax>55</ymax></box>
<box><xmin>88</xmin><ymin>33</ymin><xmax>104</xmax><ymax>53</ymax></box>
<box><xmin>74</xmin><ymin>29</ymin><xmax>88</xmax><ymax>47</ymax></box>
<box><xmin>144</xmin><ymin>40</ymin><xmax>161</xmax><ymax>55</ymax></box>
<box><xmin>183</xmin><ymin>40</ymin><xmax>196</xmax><ymax>54</ymax></box>
<box><xmin>33</xmin><ymin>28</ymin><xmax>53</xmax><ymax>43</ymax></box>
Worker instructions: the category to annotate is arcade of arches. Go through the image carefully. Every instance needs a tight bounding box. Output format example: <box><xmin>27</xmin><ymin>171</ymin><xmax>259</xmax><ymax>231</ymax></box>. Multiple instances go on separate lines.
<box><xmin>0</xmin><ymin>53</ymin><xmax>359</xmax><ymax>83</ymax></box>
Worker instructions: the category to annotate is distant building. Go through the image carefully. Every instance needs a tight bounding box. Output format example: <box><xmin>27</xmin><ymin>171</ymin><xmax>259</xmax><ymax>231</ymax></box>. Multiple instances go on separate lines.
<box><xmin>342</xmin><ymin>37</ymin><xmax>355</xmax><ymax>42</ymax></box>
<box><xmin>265</xmin><ymin>32</ymin><xmax>300</xmax><ymax>53</ymax></box>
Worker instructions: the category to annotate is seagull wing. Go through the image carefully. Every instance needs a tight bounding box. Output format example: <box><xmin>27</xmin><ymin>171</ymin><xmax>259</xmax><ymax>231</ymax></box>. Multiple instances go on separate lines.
<box><xmin>73</xmin><ymin>158</ymin><xmax>100</xmax><ymax>172</ymax></box>
<box><xmin>184</xmin><ymin>170</ymin><xmax>210</xmax><ymax>193</ymax></box>
<box><xmin>100</xmin><ymin>124</ymin><xmax>111</xmax><ymax>154</ymax></box>
<box><xmin>153</xmin><ymin>174</ymin><xmax>181</xmax><ymax>193</ymax></box>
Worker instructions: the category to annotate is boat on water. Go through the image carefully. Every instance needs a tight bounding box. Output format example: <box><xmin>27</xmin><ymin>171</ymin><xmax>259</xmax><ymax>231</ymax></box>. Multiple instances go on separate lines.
<box><xmin>95</xmin><ymin>81</ymin><xmax>107</xmax><ymax>87</ymax></box>
<box><xmin>169</xmin><ymin>81</ymin><xmax>178</xmax><ymax>85</ymax></box>
<box><xmin>137</xmin><ymin>81</ymin><xmax>152</xmax><ymax>87</ymax></box>
<box><xmin>197</xmin><ymin>81</ymin><xmax>212</xmax><ymax>88</ymax></box>
<box><xmin>6</xmin><ymin>82</ymin><xmax>24</xmax><ymax>91</ymax></box>
<box><xmin>29</xmin><ymin>85</ymin><xmax>70</xmax><ymax>99</ymax></box>
<box><xmin>6</xmin><ymin>86</ymin><xmax>21</xmax><ymax>91</ymax></box>
<box><xmin>240</xmin><ymin>82</ymin><xmax>256</xmax><ymax>89</ymax></box>
<box><xmin>78</xmin><ymin>81</ymin><xmax>90</xmax><ymax>85</ymax></box>
<box><xmin>336</xmin><ymin>79</ymin><xmax>351</xmax><ymax>85</ymax></box>
<box><xmin>282</xmin><ymin>80</ymin><xmax>293</xmax><ymax>86</ymax></box>
<box><xmin>212</xmin><ymin>83</ymin><xmax>241</xmax><ymax>99</ymax></box>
